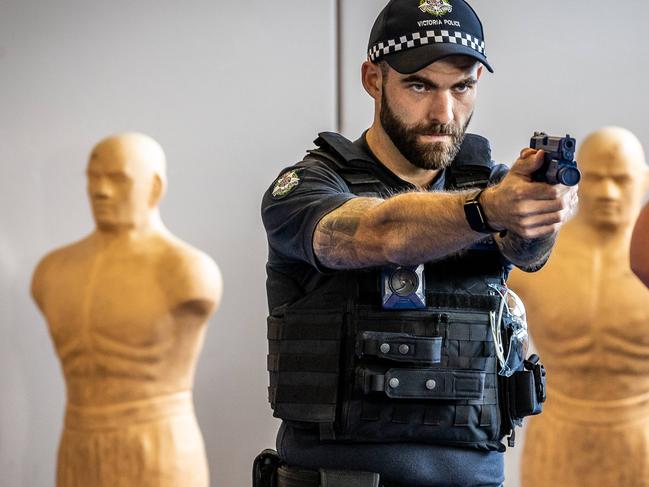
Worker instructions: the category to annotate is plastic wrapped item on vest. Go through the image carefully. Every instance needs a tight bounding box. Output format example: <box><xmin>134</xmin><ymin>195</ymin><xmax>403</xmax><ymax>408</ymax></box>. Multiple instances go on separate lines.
<box><xmin>488</xmin><ymin>284</ymin><xmax>529</xmax><ymax>377</ymax></box>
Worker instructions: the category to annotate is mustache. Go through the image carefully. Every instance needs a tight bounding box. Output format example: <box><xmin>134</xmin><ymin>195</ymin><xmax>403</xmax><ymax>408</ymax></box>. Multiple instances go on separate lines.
<box><xmin>414</xmin><ymin>123</ymin><xmax>463</xmax><ymax>137</ymax></box>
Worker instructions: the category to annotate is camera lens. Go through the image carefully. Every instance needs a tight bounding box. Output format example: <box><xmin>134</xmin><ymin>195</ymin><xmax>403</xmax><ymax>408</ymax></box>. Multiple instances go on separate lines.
<box><xmin>390</xmin><ymin>268</ymin><xmax>419</xmax><ymax>297</ymax></box>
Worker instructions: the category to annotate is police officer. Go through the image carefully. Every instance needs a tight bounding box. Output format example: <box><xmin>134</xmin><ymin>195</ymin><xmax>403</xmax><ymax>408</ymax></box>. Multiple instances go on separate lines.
<box><xmin>260</xmin><ymin>1</ymin><xmax>577</xmax><ymax>486</ymax></box>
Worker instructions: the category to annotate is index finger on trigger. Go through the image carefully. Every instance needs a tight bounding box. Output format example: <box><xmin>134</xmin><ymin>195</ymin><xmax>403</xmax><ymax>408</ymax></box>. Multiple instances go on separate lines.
<box><xmin>525</xmin><ymin>181</ymin><xmax>564</xmax><ymax>201</ymax></box>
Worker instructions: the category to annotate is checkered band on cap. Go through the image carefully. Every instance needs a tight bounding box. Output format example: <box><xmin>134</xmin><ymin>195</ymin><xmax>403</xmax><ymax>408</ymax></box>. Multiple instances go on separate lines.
<box><xmin>368</xmin><ymin>30</ymin><xmax>486</xmax><ymax>62</ymax></box>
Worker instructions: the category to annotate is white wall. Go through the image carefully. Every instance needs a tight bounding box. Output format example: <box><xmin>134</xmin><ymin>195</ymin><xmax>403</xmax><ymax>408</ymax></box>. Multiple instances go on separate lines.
<box><xmin>339</xmin><ymin>1</ymin><xmax>649</xmax><ymax>486</ymax></box>
<box><xmin>0</xmin><ymin>1</ymin><xmax>335</xmax><ymax>486</ymax></box>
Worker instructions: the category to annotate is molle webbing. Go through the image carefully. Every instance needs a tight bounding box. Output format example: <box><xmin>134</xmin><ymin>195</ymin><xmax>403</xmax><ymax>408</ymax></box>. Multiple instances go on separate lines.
<box><xmin>267</xmin><ymin>309</ymin><xmax>344</xmax><ymax>424</ymax></box>
<box><xmin>343</xmin><ymin>307</ymin><xmax>501</xmax><ymax>447</ymax></box>
<box><xmin>425</xmin><ymin>292</ymin><xmax>499</xmax><ymax>311</ymax></box>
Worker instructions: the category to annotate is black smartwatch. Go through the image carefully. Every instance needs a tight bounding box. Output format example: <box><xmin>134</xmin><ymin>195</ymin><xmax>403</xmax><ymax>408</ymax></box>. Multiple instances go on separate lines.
<box><xmin>463</xmin><ymin>189</ymin><xmax>500</xmax><ymax>234</ymax></box>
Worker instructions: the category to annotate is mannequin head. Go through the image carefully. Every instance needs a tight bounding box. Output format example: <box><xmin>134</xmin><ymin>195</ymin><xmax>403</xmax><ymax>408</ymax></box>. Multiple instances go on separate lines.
<box><xmin>576</xmin><ymin>127</ymin><xmax>648</xmax><ymax>232</ymax></box>
<box><xmin>86</xmin><ymin>133</ymin><xmax>167</xmax><ymax>232</ymax></box>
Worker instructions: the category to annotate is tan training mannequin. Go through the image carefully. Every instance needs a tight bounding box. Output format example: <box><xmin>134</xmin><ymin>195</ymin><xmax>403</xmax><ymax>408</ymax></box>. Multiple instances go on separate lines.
<box><xmin>508</xmin><ymin>127</ymin><xmax>649</xmax><ymax>487</ymax></box>
<box><xmin>31</xmin><ymin>133</ymin><xmax>222</xmax><ymax>487</ymax></box>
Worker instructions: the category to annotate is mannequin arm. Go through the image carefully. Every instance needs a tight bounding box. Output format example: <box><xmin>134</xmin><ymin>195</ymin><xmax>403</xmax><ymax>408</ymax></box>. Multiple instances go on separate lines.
<box><xmin>631</xmin><ymin>202</ymin><xmax>649</xmax><ymax>287</ymax></box>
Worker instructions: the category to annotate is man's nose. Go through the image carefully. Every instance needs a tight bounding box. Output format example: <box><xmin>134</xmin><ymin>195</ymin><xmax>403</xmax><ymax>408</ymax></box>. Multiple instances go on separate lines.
<box><xmin>428</xmin><ymin>90</ymin><xmax>454</xmax><ymax>125</ymax></box>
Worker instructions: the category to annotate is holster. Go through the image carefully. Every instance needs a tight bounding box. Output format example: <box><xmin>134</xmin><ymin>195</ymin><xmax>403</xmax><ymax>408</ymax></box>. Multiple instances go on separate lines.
<box><xmin>253</xmin><ymin>449</ymin><xmax>283</xmax><ymax>487</ymax></box>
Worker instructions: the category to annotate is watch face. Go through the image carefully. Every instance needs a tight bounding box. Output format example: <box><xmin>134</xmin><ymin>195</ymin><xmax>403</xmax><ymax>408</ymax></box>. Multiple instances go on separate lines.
<box><xmin>464</xmin><ymin>196</ymin><xmax>488</xmax><ymax>233</ymax></box>
<box><xmin>389</xmin><ymin>267</ymin><xmax>419</xmax><ymax>297</ymax></box>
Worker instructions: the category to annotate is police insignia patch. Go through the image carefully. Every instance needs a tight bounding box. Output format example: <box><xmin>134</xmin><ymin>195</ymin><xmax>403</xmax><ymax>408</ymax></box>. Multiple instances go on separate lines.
<box><xmin>272</xmin><ymin>170</ymin><xmax>301</xmax><ymax>198</ymax></box>
<box><xmin>419</xmin><ymin>0</ymin><xmax>453</xmax><ymax>16</ymax></box>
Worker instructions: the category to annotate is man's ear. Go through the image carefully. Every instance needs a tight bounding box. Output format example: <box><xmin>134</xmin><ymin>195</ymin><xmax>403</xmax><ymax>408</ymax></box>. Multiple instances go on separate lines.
<box><xmin>476</xmin><ymin>64</ymin><xmax>484</xmax><ymax>80</ymax></box>
<box><xmin>362</xmin><ymin>60</ymin><xmax>383</xmax><ymax>101</ymax></box>
<box><xmin>149</xmin><ymin>174</ymin><xmax>164</xmax><ymax>207</ymax></box>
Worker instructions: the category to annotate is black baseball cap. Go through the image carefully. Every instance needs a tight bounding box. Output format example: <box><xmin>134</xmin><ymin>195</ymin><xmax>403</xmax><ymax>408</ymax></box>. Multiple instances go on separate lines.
<box><xmin>368</xmin><ymin>0</ymin><xmax>493</xmax><ymax>74</ymax></box>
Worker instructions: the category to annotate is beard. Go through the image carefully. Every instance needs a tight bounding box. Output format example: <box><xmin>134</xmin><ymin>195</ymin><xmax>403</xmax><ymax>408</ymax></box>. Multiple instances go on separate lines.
<box><xmin>380</xmin><ymin>91</ymin><xmax>472</xmax><ymax>170</ymax></box>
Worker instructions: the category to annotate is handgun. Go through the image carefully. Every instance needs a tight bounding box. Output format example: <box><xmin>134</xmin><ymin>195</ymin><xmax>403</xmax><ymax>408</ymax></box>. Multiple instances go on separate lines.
<box><xmin>530</xmin><ymin>132</ymin><xmax>581</xmax><ymax>186</ymax></box>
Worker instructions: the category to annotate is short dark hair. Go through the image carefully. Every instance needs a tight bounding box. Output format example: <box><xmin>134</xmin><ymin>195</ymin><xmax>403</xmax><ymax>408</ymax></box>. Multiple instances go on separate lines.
<box><xmin>379</xmin><ymin>60</ymin><xmax>390</xmax><ymax>78</ymax></box>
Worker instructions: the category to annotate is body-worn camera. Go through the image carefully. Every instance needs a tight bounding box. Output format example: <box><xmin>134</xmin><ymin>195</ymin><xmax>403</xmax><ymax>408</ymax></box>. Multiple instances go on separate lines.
<box><xmin>530</xmin><ymin>132</ymin><xmax>581</xmax><ymax>186</ymax></box>
<box><xmin>381</xmin><ymin>265</ymin><xmax>426</xmax><ymax>309</ymax></box>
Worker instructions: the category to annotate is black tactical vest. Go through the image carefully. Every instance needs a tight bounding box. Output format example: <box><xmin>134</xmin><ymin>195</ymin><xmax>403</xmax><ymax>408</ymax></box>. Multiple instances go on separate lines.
<box><xmin>267</xmin><ymin>132</ymin><xmax>513</xmax><ymax>452</ymax></box>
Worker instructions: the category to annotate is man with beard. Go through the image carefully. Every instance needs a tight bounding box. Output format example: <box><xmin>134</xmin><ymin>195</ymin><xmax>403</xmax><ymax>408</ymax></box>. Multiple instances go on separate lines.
<box><xmin>260</xmin><ymin>1</ymin><xmax>577</xmax><ymax>486</ymax></box>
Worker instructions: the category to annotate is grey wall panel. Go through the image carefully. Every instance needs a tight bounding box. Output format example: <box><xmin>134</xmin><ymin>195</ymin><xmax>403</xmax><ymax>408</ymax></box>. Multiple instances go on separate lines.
<box><xmin>0</xmin><ymin>1</ymin><xmax>336</xmax><ymax>486</ymax></box>
<box><xmin>339</xmin><ymin>1</ymin><xmax>649</xmax><ymax>486</ymax></box>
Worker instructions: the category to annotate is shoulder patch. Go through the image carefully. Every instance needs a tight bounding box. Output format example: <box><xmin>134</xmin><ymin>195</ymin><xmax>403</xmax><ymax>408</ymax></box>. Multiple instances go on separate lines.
<box><xmin>272</xmin><ymin>170</ymin><xmax>301</xmax><ymax>199</ymax></box>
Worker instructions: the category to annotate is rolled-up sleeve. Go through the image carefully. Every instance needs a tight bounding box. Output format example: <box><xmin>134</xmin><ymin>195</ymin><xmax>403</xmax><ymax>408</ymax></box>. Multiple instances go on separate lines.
<box><xmin>261</xmin><ymin>159</ymin><xmax>357</xmax><ymax>269</ymax></box>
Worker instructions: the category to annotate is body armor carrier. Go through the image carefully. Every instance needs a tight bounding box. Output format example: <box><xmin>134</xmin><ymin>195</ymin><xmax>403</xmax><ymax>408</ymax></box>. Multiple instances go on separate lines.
<box><xmin>267</xmin><ymin>132</ymin><xmax>542</xmax><ymax>452</ymax></box>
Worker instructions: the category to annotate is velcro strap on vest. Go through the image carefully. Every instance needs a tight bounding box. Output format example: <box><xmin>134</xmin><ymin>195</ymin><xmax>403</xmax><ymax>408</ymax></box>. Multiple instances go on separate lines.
<box><xmin>362</xmin><ymin>368</ymin><xmax>485</xmax><ymax>400</ymax></box>
<box><xmin>356</xmin><ymin>332</ymin><xmax>442</xmax><ymax>364</ymax></box>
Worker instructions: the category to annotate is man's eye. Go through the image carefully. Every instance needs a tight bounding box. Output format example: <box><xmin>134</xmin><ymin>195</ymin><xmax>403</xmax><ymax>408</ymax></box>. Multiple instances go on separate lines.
<box><xmin>454</xmin><ymin>84</ymin><xmax>470</xmax><ymax>94</ymax></box>
<box><xmin>410</xmin><ymin>83</ymin><xmax>428</xmax><ymax>93</ymax></box>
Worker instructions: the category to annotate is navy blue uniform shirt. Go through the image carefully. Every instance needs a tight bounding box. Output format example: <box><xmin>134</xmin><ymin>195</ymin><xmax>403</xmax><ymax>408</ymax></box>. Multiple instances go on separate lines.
<box><xmin>261</xmin><ymin>133</ymin><xmax>508</xmax><ymax>487</ymax></box>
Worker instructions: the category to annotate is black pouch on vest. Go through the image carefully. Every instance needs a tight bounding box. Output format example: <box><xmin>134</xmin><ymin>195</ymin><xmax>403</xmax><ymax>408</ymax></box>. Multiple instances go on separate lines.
<box><xmin>507</xmin><ymin>354</ymin><xmax>546</xmax><ymax>420</ymax></box>
<box><xmin>267</xmin><ymin>307</ymin><xmax>345</xmax><ymax>427</ymax></box>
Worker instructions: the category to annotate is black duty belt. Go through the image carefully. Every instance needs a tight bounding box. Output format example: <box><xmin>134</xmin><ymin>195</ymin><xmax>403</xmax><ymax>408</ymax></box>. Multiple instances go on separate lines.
<box><xmin>277</xmin><ymin>465</ymin><xmax>381</xmax><ymax>487</ymax></box>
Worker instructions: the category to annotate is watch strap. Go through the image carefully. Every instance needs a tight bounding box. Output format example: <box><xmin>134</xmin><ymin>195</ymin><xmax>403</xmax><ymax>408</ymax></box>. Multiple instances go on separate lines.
<box><xmin>464</xmin><ymin>189</ymin><xmax>500</xmax><ymax>234</ymax></box>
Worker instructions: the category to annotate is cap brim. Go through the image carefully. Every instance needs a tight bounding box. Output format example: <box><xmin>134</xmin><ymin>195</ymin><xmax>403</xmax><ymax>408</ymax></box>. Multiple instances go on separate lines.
<box><xmin>385</xmin><ymin>43</ymin><xmax>494</xmax><ymax>74</ymax></box>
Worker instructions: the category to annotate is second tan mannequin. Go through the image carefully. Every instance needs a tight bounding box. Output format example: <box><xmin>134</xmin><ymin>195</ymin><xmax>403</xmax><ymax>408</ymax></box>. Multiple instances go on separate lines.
<box><xmin>32</xmin><ymin>133</ymin><xmax>222</xmax><ymax>487</ymax></box>
<box><xmin>509</xmin><ymin>127</ymin><xmax>649</xmax><ymax>487</ymax></box>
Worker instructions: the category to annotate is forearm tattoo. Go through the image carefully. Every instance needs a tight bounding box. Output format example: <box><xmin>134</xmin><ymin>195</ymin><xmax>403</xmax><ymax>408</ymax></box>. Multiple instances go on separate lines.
<box><xmin>499</xmin><ymin>232</ymin><xmax>556</xmax><ymax>272</ymax></box>
<box><xmin>314</xmin><ymin>199</ymin><xmax>382</xmax><ymax>268</ymax></box>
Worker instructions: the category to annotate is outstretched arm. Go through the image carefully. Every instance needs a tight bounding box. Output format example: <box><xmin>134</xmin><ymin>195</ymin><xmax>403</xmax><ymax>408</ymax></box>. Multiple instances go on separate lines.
<box><xmin>313</xmin><ymin>149</ymin><xmax>578</xmax><ymax>270</ymax></box>
<box><xmin>314</xmin><ymin>191</ymin><xmax>482</xmax><ymax>269</ymax></box>
<box><xmin>484</xmin><ymin>150</ymin><xmax>577</xmax><ymax>272</ymax></box>
<box><xmin>631</xmin><ymin>202</ymin><xmax>649</xmax><ymax>287</ymax></box>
